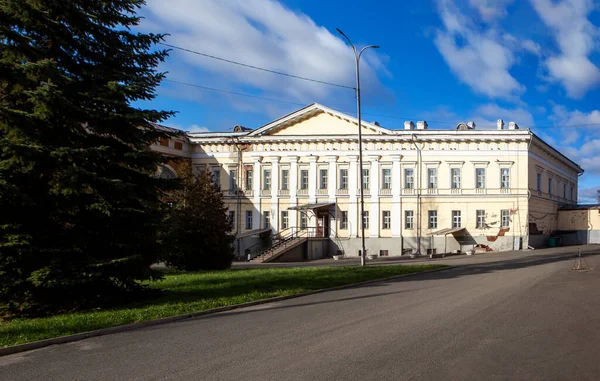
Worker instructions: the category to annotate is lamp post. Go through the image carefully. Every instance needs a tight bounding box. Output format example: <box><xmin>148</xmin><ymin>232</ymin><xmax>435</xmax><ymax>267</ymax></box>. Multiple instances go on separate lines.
<box><xmin>337</xmin><ymin>28</ymin><xmax>379</xmax><ymax>267</ymax></box>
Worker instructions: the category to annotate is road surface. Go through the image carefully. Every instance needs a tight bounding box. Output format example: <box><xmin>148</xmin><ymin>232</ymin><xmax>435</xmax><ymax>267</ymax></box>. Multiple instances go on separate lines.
<box><xmin>2</xmin><ymin>247</ymin><xmax>600</xmax><ymax>380</ymax></box>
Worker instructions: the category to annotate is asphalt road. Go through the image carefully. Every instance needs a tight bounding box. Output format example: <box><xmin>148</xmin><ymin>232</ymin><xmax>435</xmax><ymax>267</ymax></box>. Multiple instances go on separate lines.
<box><xmin>3</xmin><ymin>247</ymin><xmax>600</xmax><ymax>381</ymax></box>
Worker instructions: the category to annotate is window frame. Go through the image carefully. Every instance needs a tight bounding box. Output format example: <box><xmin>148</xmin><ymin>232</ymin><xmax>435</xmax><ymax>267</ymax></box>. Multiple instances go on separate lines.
<box><xmin>263</xmin><ymin>211</ymin><xmax>270</xmax><ymax>229</ymax></box>
<box><xmin>382</xmin><ymin>168</ymin><xmax>392</xmax><ymax>189</ymax></box>
<box><xmin>281</xmin><ymin>211</ymin><xmax>289</xmax><ymax>229</ymax></box>
<box><xmin>319</xmin><ymin>168</ymin><xmax>328</xmax><ymax>190</ymax></box>
<box><xmin>404</xmin><ymin>168</ymin><xmax>414</xmax><ymax>189</ymax></box>
<box><xmin>339</xmin><ymin>168</ymin><xmax>349</xmax><ymax>190</ymax></box>
<box><xmin>263</xmin><ymin>169</ymin><xmax>271</xmax><ymax>190</ymax></box>
<box><xmin>280</xmin><ymin>169</ymin><xmax>289</xmax><ymax>191</ymax></box>
<box><xmin>501</xmin><ymin>210</ymin><xmax>510</xmax><ymax>228</ymax></box>
<box><xmin>362</xmin><ymin>211</ymin><xmax>369</xmax><ymax>229</ymax></box>
<box><xmin>300</xmin><ymin>169</ymin><xmax>309</xmax><ymax>190</ymax></box>
<box><xmin>475</xmin><ymin>168</ymin><xmax>486</xmax><ymax>189</ymax></box>
<box><xmin>428</xmin><ymin>210</ymin><xmax>438</xmax><ymax>229</ymax></box>
<box><xmin>382</xmin><ymin>210</ymin><xmax>391</xmax><ymax>230</ymax></box>
<box><xmin>476</xmin><ymin>210</ymin><xmax>486</xmax><ymax>229</ymax></box>
<box><xmin>245</xmin><ymin>211</ymin><xmax>253</xmax><ymax>230</ymax></box>
<box><xmin>427</xmin><ymin>168</ymin><xmax>437</xmax><ymax>189</ymax></box>
<box><xmin>451</xmin><ymin>168</ymin><xmax>461</xmax><ymax>189</ymax></box>
<box><xmin>452</xmin><ymin>210</ymin><xmax>461</xmax><ymax>228</ymax></box>
<box><xmin>245</xmin><ymin>169</ymin><xmax>253</xmax><ymax>190</ymax></box>
<box><xmin>340</xmin><ymin>211</ymin><xmax>348</xmax><ymax>230</ymax></box>
<box><xmin>500</xmin><ymin>168</ymin><xmax>510</xmax><ymax>189</ymax></box>
<box><xmin>362</xmin><ymin>168</ymin><xmax>370</xmax><ymax>190</ymax></box>
<box><xmin>405</xmin><ymin>210</ymin><xmax>414</xmax><ymax>229</ymax></box>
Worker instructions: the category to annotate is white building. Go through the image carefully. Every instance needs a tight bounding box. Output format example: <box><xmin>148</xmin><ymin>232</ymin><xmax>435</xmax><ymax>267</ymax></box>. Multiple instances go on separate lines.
<box><xmin>154</xmin><ymin>103</ymin><xmax>583</xmax><ymax>261</ymax></box>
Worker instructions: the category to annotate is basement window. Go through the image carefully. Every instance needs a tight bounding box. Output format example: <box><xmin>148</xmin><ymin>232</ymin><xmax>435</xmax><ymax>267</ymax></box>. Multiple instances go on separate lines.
<box><xmin>379</xmin><ymin>250</ymin><xmax>389</xmax><ymax>257</ymax></box>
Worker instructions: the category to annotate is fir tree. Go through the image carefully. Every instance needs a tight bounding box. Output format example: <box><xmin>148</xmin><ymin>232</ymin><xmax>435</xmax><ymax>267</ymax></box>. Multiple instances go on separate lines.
<box><xmin>162</xmin><ymin>162</ymin><xmax>235</xmax><ymax>271</ymax></box>
<box><xmin>0</xmin><ymin>0</ymin><xmax>174</xmax><ymax>315</ymax></box>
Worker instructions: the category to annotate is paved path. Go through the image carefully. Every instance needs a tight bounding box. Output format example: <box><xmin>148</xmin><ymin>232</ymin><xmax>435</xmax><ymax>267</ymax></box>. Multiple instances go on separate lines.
<box><xmin>3</xmin><ymin>246</ymin><xmax>600</xmax><ymax>381</ymax></box>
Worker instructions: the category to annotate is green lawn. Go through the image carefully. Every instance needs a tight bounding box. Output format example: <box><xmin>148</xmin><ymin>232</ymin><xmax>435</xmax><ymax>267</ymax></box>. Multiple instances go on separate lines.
<box><xmin>0</xmin><ymin>264</ymin><xmax>446</xmax><ymax>348</ymax></box>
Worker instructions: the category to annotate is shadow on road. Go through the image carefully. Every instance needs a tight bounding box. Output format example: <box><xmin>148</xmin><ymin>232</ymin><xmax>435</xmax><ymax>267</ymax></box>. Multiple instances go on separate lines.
<box><xmin>193</xmin><ymin>250</ymin><xmax>600</xmax><ymax>321</ymax></box>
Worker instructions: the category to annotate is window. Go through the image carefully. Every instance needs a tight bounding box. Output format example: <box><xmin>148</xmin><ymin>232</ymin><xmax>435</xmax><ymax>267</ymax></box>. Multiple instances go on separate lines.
<box><xmin>428</xmin><ymin>168</ymin><xmax>437</xmax><ymax>189</ymax></box>
<box><xmin>362</xmin><ymin>168</ymin><xmax>369</xmax><ymax>189</ymax></box>
<box><xmin>382</xmin><ymin>211</ymin><xmax>391</xmax><ymax>229</ymax></box>
<box><xmin>428</xmin><ymin>210</ymin><xmax>438</xmax><ymax>229</ymax></box>
<box><xmin>281</xmin><ymin>169</ymin><xmax>289</xmax><ymax>191</ymax></box>
<box><xmin>174</xmin><ymin>141</ymin><xmax>183</xmax><ymax>150</ymax></box>
<box><xmin>263</xmin><ymin>169</ymin><xmax>271</xmax><ymax>190</ymax></box>
<box><xmin>452</xmin><ymin>210</ymin><xmax>461</xmax><ymax>228</ymax></box>
<box><xmin>382</xmin><ymin>168</ymin><xmax>392</xmax><ymax>189</ymax></box>
<box><xmin>159</xmin><ymin>137</ymin><xmax>169</xmax><ymax>147</ymax></box>
<box><xmin>405</xmin><ymin>210</ymin><xmax>414</xmax><ymax>229</ymax></box>
<box><xmin>228</xmin><ymin>211</ymin><xmax>235</xmax><ymax>227</ymax></box>
<box><xmin>501</xmin><ymin>168</ymin><xmax>510</xmax><ymax>189</ymax></box>
<box><xmin>501</xmin><ymin>210</ymin><xmax>510</xmax><ymax>228</ymax></box>
<box><xmin>476</xmin><ymin>210</ymin><xmax>486</xmax><ymax>228</ymax></box>
<box><xmin>300</xmin><ymin>169</ymin><xmax>309</xmax><ymax>190</ymax></box>
<box><xmin>245</xmin><ymin>211</ymin><xmax>253</xmax><ymax>230</ymax></box>
<box><xmin>319</xmin><ymin>169</ymin><xmax>328</xmax><ymax>189</ymax></box>
<box><xmin>263</xmin><ymin>211</ymin><xmax>270</xmax><ymax>229</ymax></box>
<box><xmin>405</xmin><ymin>169</ymin><xmax>414</xmax><ymax>189</ymax></box>
<box><xmin>281</xmin><ymin>211</ymin><xmax>289</xmax><ymax>229</ymax></box>
<box><xmin>548</xmin><ymin>178</ymin><xmax>553</xmax><ymax>196</ymax></box>
<box><xmin>537</xmin><ymin>173</ymin><xmax>542</xmax><ymax>192</ymax></box>
<box><xmin>245</xmin><ymin>169</ymin><xmax>253</xmax><ymax>190</ymax></box>
<box><xmin>451</xmin><ymin>168</ymin><xmax>461</xmax><ymax>189</ymax></box>
<box><xmin>339</xmin><ymin>169</ymin><xmax>349</xmax><ymax>189</ymax></box>
<box><xmin>476</xmin><ymin>168</ymin><xmax>486</xmax><ymax>189</ymax></box>
<box><xmin>563</xmin><ymin>183</ymin><xmax>567</xmax><ymax>199</ymax></box>
<box><xmin>212</xmin><ymin>168</ymin><xmax>220</xmax><ymax>185</ymax></box>
<box><xmin>362</xmin><ymin>211</ymin><xmax>369</xmax><ymax>229</ymax></box>
<box><xmin>571</xmin><ymin>185</ymin><xmax>574</xmax><ymax>201</ymax></box>
<box><xmin>340</xmin><ymin>211</ymin><xmax>348</xmax><ymax>229</ymax></box>
<box><xmin>300</xmin><ymin>212</ymin><xmax>308</xmax><ymax>229</ymax></box>
<box><xmin>229</xmin><ymin>169</ymin><xmax>237</xmax><ymax>190</ymax></box>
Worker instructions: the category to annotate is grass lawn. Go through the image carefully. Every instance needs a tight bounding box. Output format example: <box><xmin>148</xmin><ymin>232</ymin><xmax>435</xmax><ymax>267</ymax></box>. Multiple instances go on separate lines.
<box><xmin>0</xmin><ymin>264</ymin><xmax>446</xmax><ymax>348</ymax></box>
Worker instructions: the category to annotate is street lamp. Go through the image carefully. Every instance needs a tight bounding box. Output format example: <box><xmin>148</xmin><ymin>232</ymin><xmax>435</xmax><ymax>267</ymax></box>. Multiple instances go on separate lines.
<box><xmin>337</xmin><ymin>28</ymin><xmax>379</xmax><ymax>267</ymax></box>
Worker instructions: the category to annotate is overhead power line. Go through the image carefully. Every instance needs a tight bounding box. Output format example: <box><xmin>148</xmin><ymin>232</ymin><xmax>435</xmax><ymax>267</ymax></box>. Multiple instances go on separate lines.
<box><xmin>159</xmin><ymin>43</ymin><xmax>355</xmax><ymax>90</ymax></box>
<box><xmin>162</xmin><ymin>78</ymin><xmax>600</xmax><ymax>130</ymax></box>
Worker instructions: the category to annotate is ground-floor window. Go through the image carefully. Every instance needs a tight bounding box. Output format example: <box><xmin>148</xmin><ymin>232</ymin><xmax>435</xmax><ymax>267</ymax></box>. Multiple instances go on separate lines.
<box><xmin>340</xmin><ymin>211</ymin><xmax>348</xmax><ymax>230</ymax></box>
<box><xmin>245</xmin><ymin>211</ymin><xmax>253</xmax><ymax>230</ymax></box>
<box><xmin>452</xmin><ymin>210</ymin><xmax>461</xmax><ymax>228</ymax></box>
<box><xmin>501</xmin><ymin>209</ymin><xmax>510</xmax><ymax>227</ymax></box>
<box><xmin>263</xmin><ymin>211</ymin><xmax>270</xmax><ymax>229</ymax></box>
<box><xmin>405</xmin><ymin>210</ymin><xmax>414</xmax><ymax>229</ymax></box>
<box><xmin>281</xmin><ymin>211</ymin><xmax>289</xmax><ymax>229</ymax></box>
<box><xmin>300</xmin><ymin>212</ymin><xmax>308</xmax><ymax>229</ymax></box>
<box><xmin>476</xmin><ymin>210</ymin><xmax>486</xmax><ymax>228</ymax></box>
<box><xmin>428</xmin><ymin>210</ymin><xmax>438</xmax><ymax>229</ymax></box>
<box><xmin>362</xmin><ymin>211</ymin><xmax>369</xmax><ymax>229</ymax></box>
<box><xmin>382</xmin><ymin>211</ymin><xmax>391</xmax><ymax>229</ymax></box>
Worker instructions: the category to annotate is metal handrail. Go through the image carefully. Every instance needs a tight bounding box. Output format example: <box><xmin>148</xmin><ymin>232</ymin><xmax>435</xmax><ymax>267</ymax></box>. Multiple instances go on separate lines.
<box><xmin>248</xmin><ymin>227</ymin><xmax>332</xmax><ymax>261</ymax></box>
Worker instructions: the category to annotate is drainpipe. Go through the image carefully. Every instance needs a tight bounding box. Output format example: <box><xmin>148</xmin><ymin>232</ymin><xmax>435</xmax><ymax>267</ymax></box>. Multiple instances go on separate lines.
<box><xmin>411</xmin><ymin>134</ymin><xmax>422</xmax><ymax>256</ymax></box>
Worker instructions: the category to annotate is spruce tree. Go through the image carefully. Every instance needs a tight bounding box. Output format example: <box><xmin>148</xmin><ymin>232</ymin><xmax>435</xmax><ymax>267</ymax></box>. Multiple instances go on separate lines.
<box><xmin>162</xmin><ymin>163</ymin><xmax>235</xmax><ymax>271</ymax></box>
<box><xmin>0</xmin><ymin>0</ymin><xmax>174</xmax><ymax>315</ymax></box>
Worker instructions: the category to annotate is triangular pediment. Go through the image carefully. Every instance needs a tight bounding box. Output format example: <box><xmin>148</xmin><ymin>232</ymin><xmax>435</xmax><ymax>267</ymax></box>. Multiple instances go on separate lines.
<box><xmin>248</xmin><ymin>104</ymin><xmax>391</xmax><ymax>137</ymax></box>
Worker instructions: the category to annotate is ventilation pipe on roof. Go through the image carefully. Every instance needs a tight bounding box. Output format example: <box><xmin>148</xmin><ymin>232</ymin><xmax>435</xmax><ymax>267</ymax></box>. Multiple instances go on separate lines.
<box><xmin>466</xmin><ymin>121</ymin><xmax>476</xmax><ymax>129</ymax></box>
<box><xmin>417</xmin><ymin>121</ymin><xmax>428</xmax><ymax>130</ymax></box>
<box><xmin>497</xmin><ymin>119</ymin><xmax>504</xmax><ymax>130</ymax></box>
<box><xmin>404</xmin><ymin>121</ymin><xmax>415</xmax><ymax>130</ymax></box>
<box><xmin>508</xmin><ymin>121</ymin><xmax>519</xmax><ymax>130</ymax></box>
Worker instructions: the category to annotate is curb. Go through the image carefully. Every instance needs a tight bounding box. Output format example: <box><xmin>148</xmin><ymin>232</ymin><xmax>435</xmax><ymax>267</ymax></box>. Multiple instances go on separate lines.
<box><xmin>0</xmin><ymin>265</ymin><xmax>452</xmax><ymax>357</ymax></box>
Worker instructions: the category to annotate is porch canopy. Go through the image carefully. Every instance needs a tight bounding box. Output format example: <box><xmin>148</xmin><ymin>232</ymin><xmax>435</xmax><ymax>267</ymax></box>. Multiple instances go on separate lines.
<box><xmin>288</xmin><ymin>202</ymin><xmax>335</xmax><ymax>212</ymax></box>
<box><xmin>428</xmin><ymin>227</ymin><xmax>465</xmax><ymax>236</ymax></box>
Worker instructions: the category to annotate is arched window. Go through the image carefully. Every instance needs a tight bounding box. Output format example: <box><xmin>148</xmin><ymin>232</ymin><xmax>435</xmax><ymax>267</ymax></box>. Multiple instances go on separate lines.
<box><xmin>156</xmin><ymin>164</ymin><xmax>177</xmax><ymax>179</ymax></box>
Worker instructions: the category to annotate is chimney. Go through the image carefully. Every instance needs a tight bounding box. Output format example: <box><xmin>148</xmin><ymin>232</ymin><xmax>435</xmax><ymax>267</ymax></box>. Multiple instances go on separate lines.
<box><xmin>508</xmin><ymin>121</ymin><xmax>519</xmax><ymax>130</ymax></box>
<box><xmin>373</xmin><ymin>121</ymin><xmax>380</xmax><ymax>126</ymax></box>
<box><xmin>417</xmin><ymin>121</ymin><xmax>428</xmax><ymax>130</ymax></box>
<box><xmin>404</xmin><ymin>121</ymin><xmax>415</xmax><ymax>130</ymax></box>
<box><xmin>466</xmin><ymin>121</ymin><xmax>476</xmax><ymax>129</ymax></box>
<box><xmin>497</xmin><ymin>119</ymin><xmax>504</xmax><ymax>130</ymax></box>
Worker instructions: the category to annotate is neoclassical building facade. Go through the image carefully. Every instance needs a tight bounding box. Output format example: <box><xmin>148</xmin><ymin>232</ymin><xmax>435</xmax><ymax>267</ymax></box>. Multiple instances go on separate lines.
<box><xmin>153</xmin><ymin>103</ymin><xmax>583</xmax><ymax>259</ymax></box>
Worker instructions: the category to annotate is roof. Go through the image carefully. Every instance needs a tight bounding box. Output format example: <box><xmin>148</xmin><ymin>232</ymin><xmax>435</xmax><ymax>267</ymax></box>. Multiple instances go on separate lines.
<box><xmin>428</xmin><ymin>227</ymin><xmax>466</xmax><ymax>236</ymax></box>
<box><xmin>248</xmin><ymin>103</ymin><xmax>393</xmax><ymax>137</ymax></box>
<box><xmin>559</xmin><ymin>204</ymin><xmax>600</xmax><ymax>211</ymax></box>
<box><xmin>288</xmin><ymin>202</ymin><xmax>335</xmax><ymax>211</ymax></box>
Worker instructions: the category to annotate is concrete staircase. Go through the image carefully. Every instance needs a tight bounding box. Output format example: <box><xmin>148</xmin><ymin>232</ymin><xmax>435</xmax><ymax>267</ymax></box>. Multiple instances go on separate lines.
<box><xmin>250</xmin><ymin>236</ymin><xmax>308</xmax><ymax>263</ymax></box>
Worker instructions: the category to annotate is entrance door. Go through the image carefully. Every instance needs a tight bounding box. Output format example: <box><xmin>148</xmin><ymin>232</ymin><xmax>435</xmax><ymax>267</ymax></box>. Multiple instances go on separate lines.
<box><xmin>317</xmin><ymin>212</ymin><xmax>330</xmax><ymax>237</ymax></box>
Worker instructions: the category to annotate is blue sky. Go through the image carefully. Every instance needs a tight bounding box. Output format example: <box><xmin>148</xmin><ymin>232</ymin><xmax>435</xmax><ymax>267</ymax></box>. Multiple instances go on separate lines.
<box><xmin>137</xmin><ymin>0</ymin><xmax>600</xmax><ymax>202</ymax></box>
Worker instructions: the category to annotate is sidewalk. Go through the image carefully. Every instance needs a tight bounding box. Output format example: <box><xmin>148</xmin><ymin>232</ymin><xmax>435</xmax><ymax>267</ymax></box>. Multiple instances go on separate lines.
<box><xmin>232</xmin><ymin>244</ymin><xmax>600</xmax><ymax>269</ymax></box>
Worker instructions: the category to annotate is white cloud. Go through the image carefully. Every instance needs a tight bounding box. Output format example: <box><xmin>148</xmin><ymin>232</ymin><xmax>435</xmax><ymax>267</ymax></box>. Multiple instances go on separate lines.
<box><xmin>469</xmin><ymin>0</ymin><xmax>515</xmax><ymax>21</ymax></box>
<box><xmin>433</xmin><ymin>0</ymin><xmax>525</xmax><ymax>100</ymax></box>
<box><xmin>530</xmin><ymin>0</ymin><xmax>600</xmax><ymax>98</ymax></box>
<box><xmin>186</xmin><ymin>124</ymin><xmax>210</xmax><ymax>133</ymax></box>
<box><xmin>521</xmin><ymin>39</ymin><xmax>542</xmax><ymax>56</ymax></box>
<box><xmin>470</xmin><ymin>103</ymin><xmax>535</xmax><ymax>128</ymax></box>
<box><xmin>142</xmin><ymin>0</ymin><xmax>387</xmax><ymax>107</ymax></box>
<box><xmin>578</xmin><ymin>186</ymin><xmax>600</xmax><ymax>203</ymax></box>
